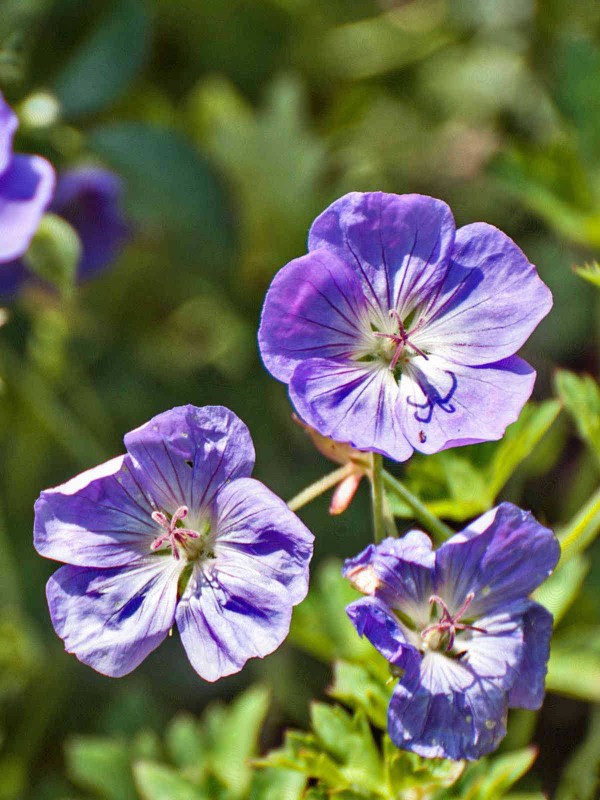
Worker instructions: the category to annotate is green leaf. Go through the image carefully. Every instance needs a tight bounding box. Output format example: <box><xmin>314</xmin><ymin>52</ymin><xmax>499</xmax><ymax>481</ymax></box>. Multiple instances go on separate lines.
<box><xmin>165</xmin><ymin>713</ymin><xmax>206</xmax><ymax>779</ymax></box>
<box><xmin>445</xmin><ymin>747</ymin><xmax>537</xmax><ymax>800</ymax></box>
<box><xmin>89</xmin><ymin>122</ymin><xmax>229</xmax><ymax>249</ymax></box>
<box><xmin>484</xmin><ymin>399</ymin><xmax>563</xmax><ymax>498</ymax></box>
<box><xmin>209</xmin><ymin>685</ymin><xmax>270</xmax><ymax>797</ymax></box>
<box><xmin>290</xmin><ymin>559</ymin><xmax>377</xmax><ymax>664</ymax></box>
<box><xmin>328</xmin><ymin>660</ymin><xmax>390</xmax><ymax>730</ymax></box>
<box><xmin>258</xmin><ymin>730</ymin><xmax>348</xmax><ymax>789</ymax></box>
<box><xmin>53</xmin><ymin>0</ymin><xmax>151</xmax><ymax>117</ymax></box>
<box><xmin>0</xmin><ymin>616</ymin><xmax>42</xmax><ymax>702</ymax></box>
<box><xmin>66</xmin><ymin>737</ymin><xmax>137</xmax><ymax>800</ymax></box>
<box><xmin>259</xmin><ymin>709</ymin><xmax>385</xmax><ymax>798</ymax></box>
<box><xmin>310</xmin><ymin>705</ymin><xmax>382</xmax><ymax>795</ymax></box>
<box><xmin>383</xmin><ymin>736</ymin><xmax>464</xmax><ymax>796</ymax></box>
<box><xmin>248</xmin><ymin>766</ymin><xmax>306</xmax><ymax>800</ymax></box>
<box><xmin>557</xmin><ymin>485</ymin><xmax>600</xmax><ymax>564</ymax></box>
<box><xmin>134</xmin><ymin>762</ymin><xmax>207</xmax><ymax>800</ymax></box>
<box><xmin>555</xmin><ymin>38</ymin><xmax>600</xmax><ymax>168</ymax></box>
<box><xmin>555</xmin><ymin>370</ymin><xmax>600</xmax><ymax>463</ymax></box>
<box><xmin>574</xmin><ymin>261</ymin><xmax>600</xmax><ymax>289</ymax></box>
<box><xmin>533</xmin><ymin>553</ymin><xmax>589</xmax><ymax>623</ymax></box>
<box><xmin>546</xmin><ymin>646</ymin><xmax>600</xmax><ymax>702</ymax></box>
<box><xmin>23</xmin><ymin>214</ymin><xmax>81</xmax><ymax>297</ymax></box>
<box><xmin>555</xmin><ymin>707</ymin><xmax>600</xmax><ymax>800</ymax></box>
<box><xmin>388</xmin><ymin>401</ymin><xmax>561</xmax><ymax>522</ymax></box>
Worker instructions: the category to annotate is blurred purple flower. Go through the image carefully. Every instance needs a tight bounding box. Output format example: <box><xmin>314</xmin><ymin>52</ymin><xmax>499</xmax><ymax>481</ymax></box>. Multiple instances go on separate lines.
<box><xmin>0</xmin><ymin>92</ymin><xmax>55</xmax><ymax>263</ymax></box>
<box><xmin>34</xmin><ymin>405</ymin><xmax>314</xmax><ymax>680</ymax></box>
<box><xmin>258</xmin><ymin>192</ymin><xmax>552</xmax><ymax>461</ymax></box>
<box><xmin>0</xmin><ymin>166</ymin><xmax>129</xmax><ymax>296</ymax></box>
<box><xmin>344</xmin><ymin>503</ymin><xmax>560</xmax><ymax>760</ymax></box>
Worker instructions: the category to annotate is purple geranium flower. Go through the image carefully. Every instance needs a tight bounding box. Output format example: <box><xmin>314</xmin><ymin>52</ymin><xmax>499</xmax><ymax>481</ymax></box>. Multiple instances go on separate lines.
<box><xmin>258</xmin><ymin>192</ymin><xmax>552</xmax><ymax>461</ymax></box>
<box><xmin>0</xmin><ymin>92</ymin><xmax>55</xmax><ymax>263</ymax></box>
<box><xmin>343</xmin><ymin>503</ymin><xmax>560</xmax><ymax>760</ymax></box>
<box><xmin>0</xmin><ymin>166</ymin><xmax>129</xmax><ymax>296</ymax></box>
<box><xmin>34</xmin><ymin>405</ymin><xmax>314</xmax><ymax>680</ymax></box>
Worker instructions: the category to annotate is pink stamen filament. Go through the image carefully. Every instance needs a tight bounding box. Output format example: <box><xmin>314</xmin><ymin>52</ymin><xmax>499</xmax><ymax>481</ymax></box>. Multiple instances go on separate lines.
<box><xmin>373</xmin><ymin>309</ymin><xmax>428</xmax><ymax>370</ymax></box>
<box><xmin>421</xmin><ymin>592</ymin><xmax>487</xmax><ymax>652</ymax></box>
<box><xmin>151</xmin><ymin>505</ymin><xmax>200</xmax><ymax>560</ymax></box>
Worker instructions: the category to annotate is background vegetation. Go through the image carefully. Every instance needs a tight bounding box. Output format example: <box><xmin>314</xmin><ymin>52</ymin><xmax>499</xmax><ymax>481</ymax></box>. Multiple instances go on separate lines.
<box><xmin>1</xmin><ymin>0</ymin><xmax>600</xmax><ymax>797</ymax></box>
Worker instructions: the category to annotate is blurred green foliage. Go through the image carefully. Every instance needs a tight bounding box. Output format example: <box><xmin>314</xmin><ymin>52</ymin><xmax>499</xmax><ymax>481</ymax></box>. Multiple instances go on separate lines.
<box><xmin>0</xmin><ymin>0</ymin><xmax>598</xmax><ymax>797</ymax></box>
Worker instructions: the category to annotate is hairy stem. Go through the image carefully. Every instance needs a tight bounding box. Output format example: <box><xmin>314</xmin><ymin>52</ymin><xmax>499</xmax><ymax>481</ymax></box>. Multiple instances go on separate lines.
<box><xmin>370</xmin><ymin>453</ymin><xmax>386</xmax><ymax>543</ymax></box>
<box><xmin>287</xmin><ymin>463</ymin><xmax>356</xmax><ymax>512</ymax></box>
<box><xmin>382</xmin><ymin>470</ymin><xmax>454</xmax><ymax>542</ymax></box>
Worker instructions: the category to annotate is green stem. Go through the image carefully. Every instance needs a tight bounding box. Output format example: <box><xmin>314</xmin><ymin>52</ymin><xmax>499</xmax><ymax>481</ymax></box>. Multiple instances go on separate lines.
<box><xmin>382</xmin><ymin>470</ymin><xmax>454</xmax><ymax>542</ymax></box>
<box><xmin>287</xmin><ymin>463</ymin><xmax>355</xmax><ymax>512</ymax></box>
<box><xmin>370</xmin><ymin>453</ymin><xmax>386</xmax><ymax>543</ymax></box>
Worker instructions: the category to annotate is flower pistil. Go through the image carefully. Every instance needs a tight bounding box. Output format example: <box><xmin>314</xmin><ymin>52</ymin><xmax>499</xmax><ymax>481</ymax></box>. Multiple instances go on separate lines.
<box><xmin>420</xmin><ymin>592</ymin><xmax>487</xmax><ymax>653</ymax></box>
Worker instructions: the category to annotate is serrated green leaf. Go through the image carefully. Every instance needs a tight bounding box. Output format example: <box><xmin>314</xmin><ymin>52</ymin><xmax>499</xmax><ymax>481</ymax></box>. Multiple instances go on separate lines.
<box><xmin>574</xmin><ymin>261</ymin><xmax>600</xmax><ymax>289</ymax></box>
<box><xmin>248</xmin><ymin>766</ymin><xmax>306</xmax><ymax>800</ymax></box>
<box><xmin>383</xmin><ymin>735</ymin><xmax>464</xmax><ymax>795</ymax></box>
<box><xmin>310</xmin><ymin>705</ymin><xmax>383</xmax><ymax>795</ymax></box>
<box><xmin>328</xmin><ymin>660</ymin><xmax>390</xmax><ymax>730</ymax></box>
<box><xmin>533</xmin><ymin>553</ymin><xmax>589</xmax><ymax>623</ymax></box>
<box><xmin>210</xmin><ymin>685</ymin><xmax>270</xmax><ymax>797</ymax></box>
<box><xmin>485</xmin><ymin>400</ymin><xmax>562</xmax><ymax>498</ymax></box>
<box><xmin>133</xmin><ymin>761</ymin><xmax>207</xmax><ymax>800</ymax></box>
<box><xmin>446</xmin><ymin>747</ymin><xmax>537</xmax><ymax>800</ymax></box>
<box><xmin>557</xmin><ymin>485</ymin><xmax>600</xmax><ymax>564</ymax></box>
<box><xmin>53</xmin><ymin>0</ymin><xmax>150</xmax><ymax>117</ymax></box>
<box><xmin>555</xmin><ymin>370</ymin><xmax>600</xmax><ymax>463</ymax></box>
<box><xmin>165</xmin><ymin>714</ymin><xmax>206</xmax><ymax>779</ymax></box>
<box><xmin>290</xmin><ymin>559</ymin><xmax>375</xmax><ymax>663</ymax></box>
<box><xmin>387</xmin><ymin>401</ymin><xmax>561</xmax><ymax>523</ymax></box>
<box><xmin>66</xmin><ymin>737</ymin><xmax>137</xmax><ymax>800</ymax></box>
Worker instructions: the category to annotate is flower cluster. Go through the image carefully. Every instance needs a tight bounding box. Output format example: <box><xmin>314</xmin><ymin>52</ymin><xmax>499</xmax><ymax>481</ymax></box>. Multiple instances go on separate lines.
<box><xmin>344</xmin><ymin>503</ymin><xmax>560</xmax><ymax>760</ymax></box>
<box><xmin>259</xmin><ymin>192</ymin><xmax>552</xmax><ymax>461</ymax></box>
<box><xmin>30</xmin><ymin>187</ymin><xmax>560</xmax><ymax>765</ymax></box>
<box><xmin>0</xmin><ymin>92</ymin><xmax>55</xmax><ymax>264</ymax></box>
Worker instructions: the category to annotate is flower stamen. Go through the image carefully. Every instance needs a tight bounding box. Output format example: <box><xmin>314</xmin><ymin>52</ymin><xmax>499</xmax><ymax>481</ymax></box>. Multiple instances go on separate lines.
<box><xmin>373</xmin><ymin>309</ymin><xmax>429</xmax><ymax>370</ymax></box>
<box><xmin>150</xmin><ymin>505</ymin><xmax>200</xmax><ymax>561</ymax></box>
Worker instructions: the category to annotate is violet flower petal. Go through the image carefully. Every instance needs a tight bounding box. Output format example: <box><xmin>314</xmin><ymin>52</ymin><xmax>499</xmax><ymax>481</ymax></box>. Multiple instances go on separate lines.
<box><xmin>397</xmin><ymin>354</ymin><xmax>536</xmax><ymax>453</ymax></box>
<box><xmin>289</xmin><ymin>358</ymin><xmax>413</xmax><ymax>461</ymax></box>
<box><xmin>34</xmin><ymin>455</ymin><xmax>157</xmax><ymax>568</ymax></box>
<box><xmin>0</xmin><ymin>97</ymin><xmax>18</xmax><ymax>175</ymax></box>
<box><xmin>46</xmin><ymin>559</ymin><xmax>181</xmax><ymax>677</ymax></box>
<box><xmin>258</xmin><ymin>250</ymin><xmax>370</xmax><ymax>383</ymax></box>
<box><xmin>346</xmin><ymin>595</ymin><xmax>421</xmax><ymax>683</ymax></box>
<box><xmin>435</xmin><ymin>503</ymin><xmax>560</xmax><ymax>618</ymax></box>
<box><xmin>50</xmin><ymin>167</ymin><xmax>129</xmax><ymax>280</ymax></box>
<box><xmin>343</xmin><ymin>533</ymin><xmax>434</xmax><ymax>627</ymax></box>
<box><xmin>124</xmin><ymin>405</ymin><xmax>255</xmax><ymax>516</ymax></box>
<box><xmin>413</xmin><ymin>223</ymin><xmax>553</xmax><ymax>366</ymax></box>
<box><xmin>0</xmin><ymin>154</ymin><xmax>55</xmax><ymax>261</ymax></box>
<box><xmin>308</xmin><ymin>192</ymin><xmax>456</xmax><ymax>314</ymax></box>
<box><xmin>176</xmin><ymin>558</ymin><xmax>292</xmax><ymax>682</ymax></box>
<box><xmin>507</xmin><ymin>601</ymin><xmax>554</xmax><ymax>710</ymax></box>
<box><xmin>388</xmin><ymin>648</ymin><xmax>510</xmax><ymax>761</ymax></box>
<box><xmin>212</xmin><ymin>477</ymin><xmax>314</xmax><ymax>604</ymax></box>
